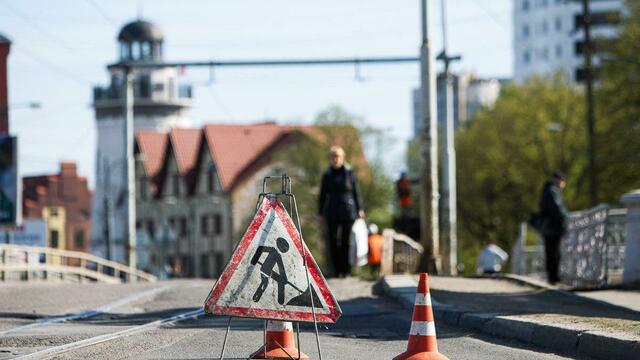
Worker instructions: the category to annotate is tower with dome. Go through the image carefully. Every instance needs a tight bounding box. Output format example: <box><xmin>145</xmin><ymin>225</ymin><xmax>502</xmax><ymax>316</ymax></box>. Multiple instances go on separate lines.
<box><xmin>91</xmin><ymin>19</ymin><xmax>192</xmax><ymax>263</ymax></box>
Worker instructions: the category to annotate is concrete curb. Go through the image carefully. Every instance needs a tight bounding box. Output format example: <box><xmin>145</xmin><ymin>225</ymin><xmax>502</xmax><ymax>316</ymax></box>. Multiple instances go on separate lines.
<box><xmin>500</xmin><ymin>273</ymin><xmax>640</xmax><ymax>315</ymax></box>
<box><xmin>375</xmin><ymin>275</ymin><xmax>640</xmax><ymax>360</ymax></box>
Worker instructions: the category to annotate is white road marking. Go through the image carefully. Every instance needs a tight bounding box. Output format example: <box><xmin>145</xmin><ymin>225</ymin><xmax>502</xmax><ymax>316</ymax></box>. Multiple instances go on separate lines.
<box><xmin>0</xmin><ymin>286</ymin><xmax>171</xmax><ymax>337</ymax></box>
<box><xmin>16</xmin><ymin>308</ymin><xmax>205</xmax><ymax>359</ymax></box>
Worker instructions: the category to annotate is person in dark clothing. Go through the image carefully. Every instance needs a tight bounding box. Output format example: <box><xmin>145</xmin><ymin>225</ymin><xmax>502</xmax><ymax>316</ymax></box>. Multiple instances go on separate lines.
<box><xmin>538</xmin><ymin>172</ymin><xmax>569</xmax><ymax>285</ymax></box>
<box><xmin>318</xmin><ymin>146</ymin><xmax>365</xmax><ymax>277</ymax></box>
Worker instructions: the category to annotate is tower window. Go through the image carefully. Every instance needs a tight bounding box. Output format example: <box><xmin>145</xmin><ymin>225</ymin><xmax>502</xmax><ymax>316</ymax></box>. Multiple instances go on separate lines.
<box><xmin>131</xmin><ymin>41</ymin><xmax>140</xmax><ymax>59</ymax></box>
<box><xmin>141</xmin><ymin>42</ymin><xmax>151</xmax><ymax>59</ymax></box>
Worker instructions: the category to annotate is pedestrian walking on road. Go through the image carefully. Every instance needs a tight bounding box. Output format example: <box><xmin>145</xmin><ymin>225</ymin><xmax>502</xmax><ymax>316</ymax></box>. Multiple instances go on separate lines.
<box><xmin>318</xmin><ymin>145</ymin><xmax>365</xmax><ymax>277</ymax></box>
<box><xmin>538</xmin><ymin>172</ymin><xmax>569</xmax><ymax>285</ymax></box>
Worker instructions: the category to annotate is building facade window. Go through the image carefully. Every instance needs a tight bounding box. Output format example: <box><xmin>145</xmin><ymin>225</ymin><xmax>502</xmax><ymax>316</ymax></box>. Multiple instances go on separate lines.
<box><xmin>214</xmin><ymin>214</ymin><xmax>222</xmax><ymax>235</ymax></box>
<box><xmin>555</xmin><ymin>17</ymin><xmax>562</xmax><ymax>32</ymax></box>
<box><xmin>555</xmin><ymin>44</ymin><xmax>563</xmax><ymax>58</ymax></box>
<box><xmin>523</xmin><ymin>24</ymin><xmax>530</xmax><ymax>38</ymax></box>
<box><xmin>541</xmin><ymin>47</ymin><xmax>549</xmax><ymax>60</ymax></box>
<box><xmin>201</xmin><ymin>215</ymin><xmax>210</xmax><ymax>236</ymax></box>
<box><xmin>179</xmin><ymin>217</ymin><xmax>187</xmax><ymax>237</ymax></box>
<box><xmin>75</xmin><ymin>230</ymin><xmax>84</xmax><ymax>248</ymax></box>
<box><xmin>50</xmin><ymin>230</ymin><xmax>59</xmax><ymax>248</ymax></box>
<box><xmin>523</xmin><ymin>0</ymin><xmax>530</xmax><ymax>11</ymax></box>
<box><xmin>146</xmin><ymin>220</ymin><xmax>155</xmax><ymax>240</ymax></box>
<box><xmin>523</xmin><ymin>50</ymin><xmax>531</xmax><ymax>63</ymax></box>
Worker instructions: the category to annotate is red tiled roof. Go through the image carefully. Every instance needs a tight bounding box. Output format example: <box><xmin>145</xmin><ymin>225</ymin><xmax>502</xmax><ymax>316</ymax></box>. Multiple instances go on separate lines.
<box><xmin>203</xmin><ymin>123</ymin><xmax>290</xmax><ymax>191</ymax></box>
<box><xmin>169</xmin><ymin>128</ymin><xmax>201</xmax><ymax>176</ymax></box>
<box><xmin>135</xmin><ymin>131</ymin><xmax>168</xmax><ymax>178</ymax></box>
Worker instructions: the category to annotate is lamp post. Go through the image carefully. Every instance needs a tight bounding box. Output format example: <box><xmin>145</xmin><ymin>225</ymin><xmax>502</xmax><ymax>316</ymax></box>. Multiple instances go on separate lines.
<box><xmin>436</xmin><ymin>0</ymin><xmax>461</xmax><ymax>275</ymax></box>
<box><xmin>122</xmin><ymin>66</ymin><xmax>137</xmax><ymax>273</ymax></box>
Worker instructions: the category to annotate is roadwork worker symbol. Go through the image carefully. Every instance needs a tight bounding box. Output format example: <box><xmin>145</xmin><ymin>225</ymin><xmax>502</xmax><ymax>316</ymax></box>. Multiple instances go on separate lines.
<box><xmin>251</xmin><ymin>237</ymin><xmax>289</xmax><ymax>305</ymax></box>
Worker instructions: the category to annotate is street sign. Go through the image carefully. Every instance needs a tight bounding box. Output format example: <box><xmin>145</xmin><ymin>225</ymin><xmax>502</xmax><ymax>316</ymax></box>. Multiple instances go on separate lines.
<box><xmin>204</xmin><ymin>195</ymin><xmax>341</xmax><ymax>323</ymax></box>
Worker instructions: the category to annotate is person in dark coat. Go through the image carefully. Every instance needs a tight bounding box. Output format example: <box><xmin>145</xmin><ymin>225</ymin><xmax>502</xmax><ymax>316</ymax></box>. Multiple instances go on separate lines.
<box><xmin>318</xmin><ymin>146</ymin><xmax>365</xmax><ymax>277</ymax></box>
<box><xmin>538</xmin><ymin>172</ymin><xmax>569</xmax><ymax>284</ymax></box>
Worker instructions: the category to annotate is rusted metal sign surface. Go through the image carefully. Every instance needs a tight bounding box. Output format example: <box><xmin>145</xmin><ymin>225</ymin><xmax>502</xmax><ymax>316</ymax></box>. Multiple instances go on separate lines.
<box><xmin>204</xmin><ymin>196</ymin><xmax>341</xmax><ymax>323</ymax></box>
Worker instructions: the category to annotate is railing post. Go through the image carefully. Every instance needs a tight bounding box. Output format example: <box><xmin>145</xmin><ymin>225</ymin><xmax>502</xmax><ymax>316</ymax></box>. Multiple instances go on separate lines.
<box><xmin>0</xmin><ymin>248</ymin><xmax>4</xmax><ymax>281</ymax></box>
<box><xmin>621</xmin><ymin>190</ymin><xmax>640</xmax><ymax>285</ymax></box>
<box><xmin>380</xmin><ymin>229</ymin><xmax>395</xmax><ymax>275</ymax></box>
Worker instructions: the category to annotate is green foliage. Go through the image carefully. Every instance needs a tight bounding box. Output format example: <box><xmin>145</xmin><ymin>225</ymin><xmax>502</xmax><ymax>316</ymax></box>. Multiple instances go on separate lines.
<box><xmin>456</xmin><ymin>76</ymin><xmax>586</xmax><ymax>273</ymax></box>
<box><xmin>596</xmin><ymin>0</ymin><xmax>640</xmax><ymax>203</ymax></box>
<box><xmin>283</xmin><ymin>105</ymin><xmax>394</xmax><ymax>274</ymax></box>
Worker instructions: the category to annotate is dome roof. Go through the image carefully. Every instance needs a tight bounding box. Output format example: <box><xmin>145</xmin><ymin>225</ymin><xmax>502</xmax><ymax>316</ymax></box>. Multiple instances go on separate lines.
<box><xmin>0</xmin><ymin>33</ymin><xmax>10</xmax><ymax>44</ymax></box>
<box><xmin>118</xmin><ymin>20</ymin><xmax>163</xmax><ymax>43</ymax></box>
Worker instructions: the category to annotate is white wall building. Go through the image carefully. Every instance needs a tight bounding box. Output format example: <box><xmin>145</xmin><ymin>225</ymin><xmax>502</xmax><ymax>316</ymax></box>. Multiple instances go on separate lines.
<box><xmin>513</xmin><ymin>0</ymin><xmax>623</xmax><ymax>84</ymax></box>
<box><xmin>412</xmin><ymin>72</ymin><xmax>503</xmax><ymax>138</ymax></box>
<box><xmin>91</xmin><ymin>20</ymin><xmax>193</xmax><ymax>264</ymax></box>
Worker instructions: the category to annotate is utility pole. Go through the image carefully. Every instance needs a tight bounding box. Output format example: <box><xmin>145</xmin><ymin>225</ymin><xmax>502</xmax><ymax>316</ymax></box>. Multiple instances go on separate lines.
<box><xmin>103</xmin><ymin>159</ymin><xmax>112</xmax><ymax>262</ymax></box>
<box><xmin>436</xmin><ymin>0</ymin><xmax>461</xmax><ymax>276</ymax></box>
<box><xmin>418</xmin><ymin>0</ymin><xmax>440</xmax><ymax>274</ymax></box>
<box><xmin>581</xmin><ymin>0</ymin><xmax>597</xmax><ymax>206</ymax></box>
<box><xmin>123</xmin><ymin>67</ymin><xmax>137</xmax><ymax>273</ymax></box>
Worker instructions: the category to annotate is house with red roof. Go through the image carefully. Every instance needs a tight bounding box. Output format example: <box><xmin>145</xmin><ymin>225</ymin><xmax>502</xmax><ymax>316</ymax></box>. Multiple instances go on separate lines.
<box><xmin>133</xmin><ymin>122</ymin><xmax>316</xmax><ymax>278</ymax></box>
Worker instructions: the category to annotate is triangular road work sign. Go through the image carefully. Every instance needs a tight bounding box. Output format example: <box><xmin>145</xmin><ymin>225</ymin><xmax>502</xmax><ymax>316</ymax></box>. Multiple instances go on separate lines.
<box><xmin>204</xmin><ymin>195</ymin><xmax>341</xmax><ymax>323</ymax></box>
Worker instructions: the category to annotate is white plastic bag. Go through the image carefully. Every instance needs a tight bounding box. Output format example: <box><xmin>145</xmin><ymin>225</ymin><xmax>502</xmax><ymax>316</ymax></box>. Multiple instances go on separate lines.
<box><xmin>349</xmin><ymin>218</ymin><xmax>369</xmax><ymax>267</ymax></box>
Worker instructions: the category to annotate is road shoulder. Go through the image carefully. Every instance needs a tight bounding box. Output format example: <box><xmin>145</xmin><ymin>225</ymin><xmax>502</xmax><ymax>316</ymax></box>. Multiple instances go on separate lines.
<box><xmin>375</xmin><ymin>274</ymin><xmax>640</xmax><ymax>360</ymax></box>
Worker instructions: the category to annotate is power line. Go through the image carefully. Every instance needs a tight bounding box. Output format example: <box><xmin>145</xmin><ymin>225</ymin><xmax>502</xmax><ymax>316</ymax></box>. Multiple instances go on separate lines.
<box><xmin>85</xmin><ymin>0</ymin><xmax>117</xmax><ymax>26</ymax></box>
<box><xmin>4</xmin><ymin>2</ymin><xmax>88</xmax><ymax>58</ymax></box>
<box><xmin>471</xmin><ymin>0</ymin><xmax>510</xmax><ymax>29</ymax></box>
<box><xmin>12</xmin><ymin>43</ymin><xmax>91</xmax><ymax>86</ymax></box>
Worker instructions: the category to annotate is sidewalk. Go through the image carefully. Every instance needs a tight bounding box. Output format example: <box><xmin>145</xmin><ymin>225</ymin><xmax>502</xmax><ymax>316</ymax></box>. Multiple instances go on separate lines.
<box><xmin>375</xmin><ymin>274</ymin><xmax>640</xmax><ymax>360</ymax></box>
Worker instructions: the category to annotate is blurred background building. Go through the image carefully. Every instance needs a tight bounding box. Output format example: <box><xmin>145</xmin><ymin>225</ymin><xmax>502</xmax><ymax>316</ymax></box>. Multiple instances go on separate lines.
<box><xmin>22</xmin><ymin>162</ymin><xmax>92</xmax><ymax>257</ymax></box>
<box><xmin>91</xmin><ymin>19</ymin><xmax>194</xmax><ymax>263</ymax></box>
<box><xmin>513</xmin><ymin>0</ymin><xmax>623</xmax><ymax>83</ymax></box>
<box><xmin>412</xmin><ymin>72</ymin><xmax>503</xmax><ymax>137</ymax></box>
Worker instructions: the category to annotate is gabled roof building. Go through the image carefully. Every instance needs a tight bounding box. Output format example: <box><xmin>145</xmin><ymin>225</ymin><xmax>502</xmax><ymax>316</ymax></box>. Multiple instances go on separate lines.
<box><xmin>132</xmin><ymin>122</ymin><xmax>313</xmax><ymax>278</ymax></box>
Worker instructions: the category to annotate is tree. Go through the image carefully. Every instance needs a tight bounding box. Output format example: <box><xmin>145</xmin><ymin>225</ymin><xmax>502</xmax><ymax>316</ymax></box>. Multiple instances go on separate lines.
<box><xmin>595</xmin><ymin>0</ymin><xmax>640</xmax><ymax>203</ymax></box>
<box><xmin>282</xmin><ymin>105</ymin><xmax>393</xmax><ymax>273</ymax></box>
<box><xmin>455</xmin><ymin>76</ymin><xmax>585</xmax><ymax>272</ymax></box>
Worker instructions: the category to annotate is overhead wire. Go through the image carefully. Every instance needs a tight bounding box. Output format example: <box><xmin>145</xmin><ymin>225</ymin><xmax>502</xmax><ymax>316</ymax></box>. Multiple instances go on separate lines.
<box><xmin>85</xmin><ymin>0</ymin><xmax>118</xmax><ymax>26</ymax></box>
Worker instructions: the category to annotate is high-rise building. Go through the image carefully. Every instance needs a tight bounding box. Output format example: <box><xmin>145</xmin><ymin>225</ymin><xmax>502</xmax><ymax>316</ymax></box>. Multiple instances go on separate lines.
<box><xmin>513</xmin><ymin>0</ymin><xmax>623</xmax><ymax>83</ymax></box>
<box><xmin>412</xmin><ymin>72</ymin><xmax>502</xmax><ymax>138</ymax></box>
<box><xmin>91</xmin><ymin>20</ymin><xmax>193</xmax><ymax>263</ymax></box>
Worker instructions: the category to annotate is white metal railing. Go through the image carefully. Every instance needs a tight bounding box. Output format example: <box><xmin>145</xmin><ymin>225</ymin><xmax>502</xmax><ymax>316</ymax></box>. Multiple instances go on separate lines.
<box><xmin>0</xmin><ymin>244</ymin><xmax>157</xmax><ymax>283</ymax></box>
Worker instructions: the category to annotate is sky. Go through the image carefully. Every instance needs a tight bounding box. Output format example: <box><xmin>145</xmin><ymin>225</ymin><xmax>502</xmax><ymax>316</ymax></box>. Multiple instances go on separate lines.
<box><xmin>1</xmin><ymin>0</ymin><xmax>513</xmax><ymax>187</ymax></box>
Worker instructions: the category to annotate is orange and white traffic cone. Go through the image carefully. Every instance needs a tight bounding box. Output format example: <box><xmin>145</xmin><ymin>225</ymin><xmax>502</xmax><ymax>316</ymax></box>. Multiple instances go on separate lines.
<box><xmin>250</xmin><ymin>320</ymin><xmax>309</xmax><ymax>359</ymax></box>
<box><xmin>393</xmin><ymin>273</ymin><xmax>449</xmax><ymax>360</ymax></box>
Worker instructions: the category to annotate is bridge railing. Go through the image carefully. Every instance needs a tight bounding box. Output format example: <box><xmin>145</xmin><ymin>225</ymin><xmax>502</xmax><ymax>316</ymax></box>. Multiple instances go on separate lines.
<box><xmin>0</xmin><ymin>244</ymin><xmax>157</xmax><ymax>283</ymax></box>
<box><xmin>380</xmin><ymin>229</ymin><xmax>424</xmax><ymax>275</ymax></box>
<box><xmin>512</xmin><ymin>204</ymin><xmax>627</xmax><ymax>288</ymax></box>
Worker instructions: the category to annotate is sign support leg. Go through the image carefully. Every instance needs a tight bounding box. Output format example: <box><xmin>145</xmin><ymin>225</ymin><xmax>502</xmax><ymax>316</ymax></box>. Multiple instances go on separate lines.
<box><xmin>291</xmin><ymin>193</ymin><xmax>323</xmax><ymax>360</ymax></box>
<box><xmin>219</xmin><ymin>316</ymin><xmax>232</xmax><ymax>360</ymax></box>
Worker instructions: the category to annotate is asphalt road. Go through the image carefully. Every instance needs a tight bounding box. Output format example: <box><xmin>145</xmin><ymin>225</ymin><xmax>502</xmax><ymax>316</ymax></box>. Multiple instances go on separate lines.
<box><xmin>0</xmin><ymin>278</ymin><xmax>577</xmax><ymax>359</ymax></box>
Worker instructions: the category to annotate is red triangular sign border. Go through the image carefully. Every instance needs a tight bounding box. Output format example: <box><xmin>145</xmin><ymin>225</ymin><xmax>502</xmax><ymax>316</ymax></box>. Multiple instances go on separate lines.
<box><xmin>204</xmin><ymin>195</ymin><xmax>341</xmax><ymax>323</ymax></box>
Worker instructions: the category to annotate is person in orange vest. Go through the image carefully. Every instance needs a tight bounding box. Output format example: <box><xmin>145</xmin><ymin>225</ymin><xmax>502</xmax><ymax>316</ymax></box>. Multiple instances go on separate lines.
<box><xmin>368</xmin><ymin>223</ymin><xmax>383</xmax><ymax>274</ymax></box>
<box><xmin>396</xmin><ymin>172</ymin><xmax>413</xmax><ymax>218</ymax></box>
